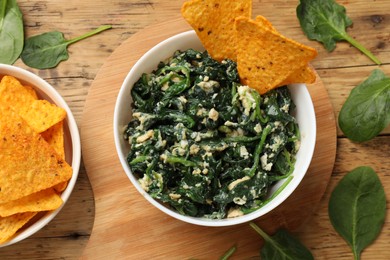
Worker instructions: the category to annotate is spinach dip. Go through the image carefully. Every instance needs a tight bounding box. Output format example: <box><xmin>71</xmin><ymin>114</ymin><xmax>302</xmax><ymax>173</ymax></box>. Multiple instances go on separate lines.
<box><xmin>124</xmin><ymin>49</ymin><xmax>300</xmax><ymax>219</ymax></box>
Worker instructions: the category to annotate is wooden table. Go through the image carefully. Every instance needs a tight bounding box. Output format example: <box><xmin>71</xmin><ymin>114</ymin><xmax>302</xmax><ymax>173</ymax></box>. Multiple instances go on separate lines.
<box><xmin>0</xmin><ymin>0</ymin><xmax>389</xmax><ymax>259</ymax></box>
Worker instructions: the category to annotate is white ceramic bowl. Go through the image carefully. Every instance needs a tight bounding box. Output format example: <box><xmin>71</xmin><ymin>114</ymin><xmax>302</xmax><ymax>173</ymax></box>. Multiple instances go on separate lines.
<box><xmin>0</xmin><ymin>64</ymin><xmax>81</xmax><ymax>247</ymax></box>
<box><xmin>114</xmin><ymin>31</ymin><xmax>316</xmax><ymax>227</ymax></box>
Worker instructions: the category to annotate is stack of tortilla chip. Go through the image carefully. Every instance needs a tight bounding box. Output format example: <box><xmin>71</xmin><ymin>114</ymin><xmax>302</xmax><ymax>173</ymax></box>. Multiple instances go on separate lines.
<box><xmin>182</xmin><ymin>0</ymin><xmax>317</xmax><ymax>94</ymax></box>
<box><xmin>0</xmin><ymin>75</ymin><xmax>72</xmax><ymax>244</ymax></box>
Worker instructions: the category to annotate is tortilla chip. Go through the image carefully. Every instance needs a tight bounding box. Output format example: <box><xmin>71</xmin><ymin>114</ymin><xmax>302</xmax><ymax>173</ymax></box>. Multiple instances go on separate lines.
<box><xmin>254</xmin><ymin>15</ymin><xmax>274</xmax><ymax>29</ymax></box>
<box><xmin>40</xmin><ymin>111</ymin><xmax>69</xmax><ymax>193</ymax></box>
<box><xmin>0</xmin><ymin>188</ymin><xmax>63</xmax><ymax>217</ymax></box>
<box><xmin>41</xmin><ymin>121</ymin><xmax>69</xmax><ymax>192</ymax></box>
<box><xmin>278</xmin><ymin>65</ymin><xmax>317</xmax><ymax>86</ymax></box>
<box><xmin>41</xmin><ymin>121</ymin><xmax>65</xmax><ymax>160</ymax></box>
<box><xmin>235</xmin><ymin>16</ymin><xmax>317</xmax><ymax>94</ymax></box>
<box><xmin>182</xmin><ymin>0</ymin><xmax>252</xmax><ymax>61</ymax></box>
<box><xmin>53</xmin><ymin>182</ymin><xmax>68</xmax><ymax>193</ymax></box>
<box><xmin>254</xmin><ymin>15</ymin><xmax>316</xmax><ymax>86</ymax></box>
<box><xmin>20</xmin><ymin>99</ymin><xmax>66</xmax><ymax>134</ymax></box>
<box><xmin>0</xmin><ymin>76</ymin><xmax>36</xmax><ymax>107</ymax></box>
<box><xmin>0</xmin><ymin>212</ymin><xmax>37</xmax><ymax>243</ymax></box>
<box><xmin>23</xmin><ymin>85</ymin><xmax>39</xmax><ymax>99</ymax></box>
<box><xmin>0</xmin><ymin>105</ymin><xmax>72</xmax><ymax>204</ymax></box>
<box><xmin>0</xmin><ymin>76</ymin><xmax>66</xmax><ymax>133</ymax></box>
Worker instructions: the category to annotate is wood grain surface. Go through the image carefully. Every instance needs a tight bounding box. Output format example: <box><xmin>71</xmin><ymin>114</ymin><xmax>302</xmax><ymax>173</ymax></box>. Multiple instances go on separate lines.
<box><xmin>0</xmin><ymin>0</ymin><xmax>388</xmax><ymax>259</ymax></box>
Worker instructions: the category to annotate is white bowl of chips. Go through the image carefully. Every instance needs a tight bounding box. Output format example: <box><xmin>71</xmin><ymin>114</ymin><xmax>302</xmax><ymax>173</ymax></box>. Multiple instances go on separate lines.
<box><xmin>114</xmin><ymin>30</ymin><xmax>316</xmax><ymax>227</ymax></box>
<box><xmin>0</xmin><ymin>64</ymin><xmax>81</xmax><ymax>246</ymax></box>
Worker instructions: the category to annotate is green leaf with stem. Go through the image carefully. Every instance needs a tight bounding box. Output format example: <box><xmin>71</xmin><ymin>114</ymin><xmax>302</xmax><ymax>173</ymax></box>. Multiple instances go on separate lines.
<box><xmin>296</xmin><ymin>0</ymin><xmax>381</xmax><ymax>65</ymax></box>
<box><xmin>21</xmin><ymin>25</ymin><xmax>112</xmax><ymax>69</ymax></box>
<box><xmin>250</xmin><ymin>222</ymin><xmax>314</xmax><ymax>260</ymax></box>
<box><xmin>339</xmin><ymin>69</ymin><xmax>390</xmax><ymax>142</ymax></box>
<box><xmin>328</xmin><ymin>166</ymin><xmax>386</xmax><ymax>260</ymax></box>
<box><xmin>0</xmin><ymin>0</ymin><xmax>24</xmax><ymax>64</ymax></box>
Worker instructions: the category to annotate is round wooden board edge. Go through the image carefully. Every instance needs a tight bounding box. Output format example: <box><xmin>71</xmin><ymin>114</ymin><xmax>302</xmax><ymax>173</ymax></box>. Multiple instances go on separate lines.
<box><xmin>80</xmin><ymin>17</ymin><xmax>337</xmax><ymax>257</ymax></box>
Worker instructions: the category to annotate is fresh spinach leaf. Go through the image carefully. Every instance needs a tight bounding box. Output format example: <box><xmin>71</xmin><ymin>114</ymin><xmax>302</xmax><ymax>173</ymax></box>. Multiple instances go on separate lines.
<box><xmin>296</xmin><ymin>0</ymin><xmax>381</xmax><ymax>65</ymax></box>
<box><xmin>328</xmin><ymin>166</ymin><xmax>386</xmax><ymax>260</ymax></box>
<box><xmin>0</xmin><ymin>0</ymin><xmax>24</xmax><ymax>64</ymax></box>
<box><xmin>21</xmin><ymin>25</ymin><xmax>112</xmax><ymax>69</ymax></box>
<box><xmin>250</xmin><ymin>222</ymin><xmax>314</xmax><ymax>260</ymax></box>
<box><xmin>338</xmin><ymin>69</ymin><xmax>390</xmax><ymax>142</ymax></box>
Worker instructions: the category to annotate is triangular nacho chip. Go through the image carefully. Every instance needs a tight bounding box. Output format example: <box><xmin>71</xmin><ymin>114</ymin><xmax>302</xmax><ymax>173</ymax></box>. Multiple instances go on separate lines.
<box><xmin>235</xmin><ymin>16</ymin><xmax>317</xmax><ymax>94</ymax></box>
<box><xmin>0</xmin><ymin>188</ymin><xmax>63</xmax><ymax>217</ymax></box>
<box><xmin>41</xmin><ymin>121</ymin><xmax>69</xmax><ymax>193</ymax></box>
<box><xmin>0</xmin><ymin>76</ymin><xmax>66</xmax><ymax>133</ymax></box>
<box><xmin>254</xmin><ymin>15</ymin><xmax>316</xmax><ymax>86</ymax></box>
<box><xmin>23</xmin><ymin>85</ymin><xmax>39</xmax><ymax>99</ymax></box>
<box><xmin>278</xmin><ymin>64</ymin><xmax>317</xmax><ymax>86</ymax></box>
<box><xmin>0</xmin><ymin>212</ymin><xmax>37</xmax><ymax>243</ymax></box>
<box><xmin>0</xmin><ymin>76</ymin><xmax>36</xmax><ymax>107</ymax></box>
<box><xmin>182</xmin><ymin>0</ymin><xmax>252</xmax><ymax>61</ymax></box>
<box><xmin>20</xmin><ymin>99</ymin><xmax>67</xmax><ymax>133</ymax></box>
<box><xmin>53</xmin><ymin>182</ymin><xmax>68</xmax><ymax>193</ymax></box>
<box><xmin>41</xmin><ymin>120</ymin><xmax>65</xmax><ymax>160</ymax></box>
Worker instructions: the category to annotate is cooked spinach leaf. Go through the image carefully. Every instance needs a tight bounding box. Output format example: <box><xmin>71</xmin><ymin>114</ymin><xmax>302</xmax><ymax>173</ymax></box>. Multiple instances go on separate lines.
<box><xmin>124</xmin><ymin>49</ymin><xmax>300</xmax><ymax>219</ymax></box>
<box><xmin>250</xmin><ymin>222</ymin><xmax>314</xmax><ymax>260</ymax></box>
<box><xmin>328</xmin><ymin>166</ymin><xmax>386</xmax><ymax>260</ymax></box>
<box><xmin>21</xmin><ymin>25</ymin><xmax>112</xmax><ymax>69</ymax></box>
<box><xmin>339</xmin><ymin>69</ymin><xmax>390</xmax><ymax>142</ymax></box>
<box><xmin>0</xmin><ymin>0</ymin><xmax>24</xmax><ymax>64</ymax></box>
<box><xmin>296</xmin><ymin>0</ymin><xmax>381</xmax><ymax>65</ymax></box>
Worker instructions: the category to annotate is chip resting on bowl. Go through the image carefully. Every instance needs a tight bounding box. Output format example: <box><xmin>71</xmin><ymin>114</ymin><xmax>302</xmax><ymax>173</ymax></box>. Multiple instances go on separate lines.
<box><xmin>254</xmin><ymin>15</ymin><xmax>316</xmax><ymax>87</ymax></box>
<box><xmin>234</xmin><ymin>16</ymin><xmax>317</xmax><ymax>94</ymax></box>
<box><xmin>181</xmin><ymin>0</ymin><xmax>252</xmax><ymax>61</ymax></box>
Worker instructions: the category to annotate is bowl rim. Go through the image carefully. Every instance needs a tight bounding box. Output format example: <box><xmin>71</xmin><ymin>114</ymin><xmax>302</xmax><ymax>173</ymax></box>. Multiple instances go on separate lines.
<box><xmin>113</xmin><ymin>30</ymin><xmax>316</xmax><ymax>227</ymax></box>
<box><xmin>0</xmin><ymin>64</ymin><xmax>81</xmax><ymax>247</ymax></box>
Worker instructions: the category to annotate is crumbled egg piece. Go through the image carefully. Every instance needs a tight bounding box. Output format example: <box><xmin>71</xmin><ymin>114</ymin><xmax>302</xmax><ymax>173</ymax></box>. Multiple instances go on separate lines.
<box><xmin>197</xmin><ymin>80</ymin><xmax>220</xmax><ymax>93</ymax></box>
<box><xmin>178</xmin><ymin>95</ymin><xmax>187</xmax><ymax>104</ymax></box>
<box><xmin>139</xmin><ymin>175</ymin><xmax>152</xmax><ymax>192</ymax></box>
<box><xmin>196</xmin><ymin>107</ymin><xmax>207</xmax><ymax>116</ymax></box>
<box><xmin>192</xmin><ymin>168</ymin><xmax>201</xmax><ymax>175</ymax></box>
<box><xmin>233</xmin><ymin>196</ymin><xmax>247</xmax><ymax>205</ymax></box>
<box><xmin>254</xmin><ymin>123</ymin><xmax>262</xmax><ymax>133</ymax></box>
<box><xmin>227</xmin><ymin>207</ymin><xmax>244</xmax><ymax>218</ymax></box>
<box><xmin>237</xmin><ymin>85</ymin><xmax>256</xmax><ymax>116</ymax></box>
<box><xmin>208</xmin><ymin>108</ymin><xmax>219</xmax><ymax>121</ymax></box>
<box><xmin>169</xmin><ymin>193</ymin><xmax>181</xmax><ymax>200</ymax></box>
<box><xmin>136</xmin><ymin>130</ymin><xmax>154</xmax><ymax>143</ymax></box>
<box><xmin>260</xmin><ymin>154</ymin><xmax>273</xmax><ymax>171</ymax></box>
<box><xmin>228</xmin><ymin>176</ymin><xmax>250</xmax><ymax>190</ymax></box>
<box><xmin>240</xmin><ymin>146</ymin><xmax>249</xmax><ymax>159</ymax></box>
<box><xmin>189</xmin><ymin>144</ymin><xmax>200</xmax><ymax>155</ymax></box>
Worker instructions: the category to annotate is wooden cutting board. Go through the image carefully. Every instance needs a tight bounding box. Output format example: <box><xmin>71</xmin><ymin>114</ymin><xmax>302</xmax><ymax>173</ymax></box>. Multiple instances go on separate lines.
<box><xmin>80</xmin><ymin>17</ymin><xmax>337</xmax><ymax>259</ymax></box>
